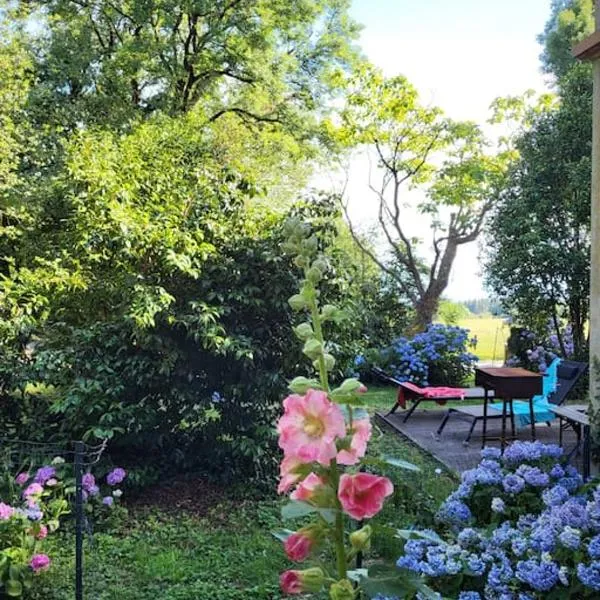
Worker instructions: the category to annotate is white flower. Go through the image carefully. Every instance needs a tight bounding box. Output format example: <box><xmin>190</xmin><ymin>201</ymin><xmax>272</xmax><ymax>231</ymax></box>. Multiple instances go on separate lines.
<box><xmin>491</xmin><ymin>497</ymin><xmax>505</xmax><ymax>513</ymax></box>
<box><xmin>51</xmin><ymin>456</ymin><xmax>65</xmax><ymax>465</ymax></box>
<box><xmin>112</xmin><ymin>489</ymin><xmax>123</xmax><ymax>498</ymax></box>
<box><xmin>434</xmin><ymin>468</ymin><xmax>442</xmax><ymax>476</ymax></box>
<box><xmin>559</xmin><ymin>566</ymin><xmax>569</xmax><ymax>586</ymax></box>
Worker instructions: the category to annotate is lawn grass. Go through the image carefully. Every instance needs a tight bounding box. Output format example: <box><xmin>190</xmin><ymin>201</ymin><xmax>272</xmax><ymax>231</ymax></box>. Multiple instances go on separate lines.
<box><xmin>30</xmin><ymin>414</ymin><xmax>457</xmax><ymax>599</ymax></box>
<box><xmin>457</xmin><ymin>315</ymin><xmax>509</xmax><ymax>363</ymax></box>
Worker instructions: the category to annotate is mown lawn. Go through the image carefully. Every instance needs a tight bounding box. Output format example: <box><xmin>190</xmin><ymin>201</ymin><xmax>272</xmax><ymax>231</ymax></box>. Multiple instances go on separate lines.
<box><xmin>30</xmin><ymin>416</ymin><xmax>457</xmax><ymax>599</ymax></box>
<box><xmin>458</xmin><ymin>315</ymin><xmax>509</xmax><ymax>363</ymax></box>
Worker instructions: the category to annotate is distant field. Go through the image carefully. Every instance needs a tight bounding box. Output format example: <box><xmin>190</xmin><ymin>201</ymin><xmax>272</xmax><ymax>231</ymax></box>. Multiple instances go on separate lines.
<box><xmin>457</xmin><ymin>315</ymin><xmax>510</xmax><ymax>363</ymax></box>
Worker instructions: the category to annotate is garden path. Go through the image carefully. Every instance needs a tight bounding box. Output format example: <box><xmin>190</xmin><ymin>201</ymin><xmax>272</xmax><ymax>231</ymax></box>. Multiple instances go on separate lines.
<box><xmin>376</xmin><ymin>409</ymin><xmax>582</xmax><ymax>473</ymax></box>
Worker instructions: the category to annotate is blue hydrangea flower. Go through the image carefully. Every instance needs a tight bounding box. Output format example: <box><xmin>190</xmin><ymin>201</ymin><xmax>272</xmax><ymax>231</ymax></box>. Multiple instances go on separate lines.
<box><xmin>437</xmin><ymin>499</ymin><xmax>472</xmax><ymax>528</ymax></box>
<box><xmin>481</xmin><ymin>447</ymin><xmax>501</xmax><ymax>460</ymax></box>
<box><xmin>458</xmin><ymin>593</ymin><xmax>481</xmax><ymax>600</ymax></box>
<box><xmin>588</xmin><ymin>535</ymin><xmax>600</xmax><ymax>559</ymax></box>
<box><xmin>542</xmin><ymin>484</ymin><xmax>570</xmax><ymax>507</ymax></box>
<box><xmin>577</xmin><ymin>561</ymin><xmax>600</xmax><ymax>591</ymax></box>
<box><xmin>503</xmin><ymin>474</ymin><xmax>525</xmax><ymax>494</ymax></box>
<box><xmin>559</xmin><ymin>526</ymin><xmax>581</xmax><ymax>549</ymax></box>
<box><xmin>516</xmin><ymin>558</ymin><xmax>560</xmax><ymax>591</ymax></box>
<box><xmin>491</xmin><ymin>497</ymin><xmax>506</xmax><ymax>513</ymax></box>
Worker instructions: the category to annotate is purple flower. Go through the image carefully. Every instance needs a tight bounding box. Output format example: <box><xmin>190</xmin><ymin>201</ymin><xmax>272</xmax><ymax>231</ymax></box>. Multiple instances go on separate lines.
<box><xmin>30</xmin><ymin>554</ymin><xmax>51</xmax><ymax>573</ymax></box>
<box><xmin>15</xmin><ymin>472</ymin><xmax>29</xmax><ymax>486</ymax></box>
<box><xmin>23</xmin><ymin>483</ymin><xmax>43</xmax><ymax>499</ymax></box>
<box><xmin>502</xmin><ymin>474</ymin><xmax>525</xmax><ymax>494</ymax></box>
<box><xmin>34</xmin><ymin>466</ymin><xmax>55</xmax><ymax>486</ymax></box>
<box><xmin>82</xmin><ymin>473</ymin><xmax>96</xmax><ymax>492</ymax></box>
<box><xmin>102</xmin><ymin>496</ymin><xmax>114</xmax><ymax>507</ymax></box>
<box><xmin>0</xmin><ymin>503</ymin><xmax>14</xmax><ymax>520</ymax></box>
<box><xmin>106</xmin><ymin>468</ymin><xmax>126</xmax><ymax>486</ymax></box>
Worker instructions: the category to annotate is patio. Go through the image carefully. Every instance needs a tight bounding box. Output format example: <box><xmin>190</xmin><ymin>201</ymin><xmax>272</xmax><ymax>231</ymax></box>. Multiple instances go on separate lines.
<box><xmin>376</xmin><ymin>408</ymin><xmax>584</xmax><ymax>473</ymax></box>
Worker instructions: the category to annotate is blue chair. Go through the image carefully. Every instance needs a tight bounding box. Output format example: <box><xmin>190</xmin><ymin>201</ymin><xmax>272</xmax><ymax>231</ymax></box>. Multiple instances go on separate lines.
<box><xmin>490</xmin><ymin>358</ymin><xmax>560</xmax><ymax>426</ymax></box>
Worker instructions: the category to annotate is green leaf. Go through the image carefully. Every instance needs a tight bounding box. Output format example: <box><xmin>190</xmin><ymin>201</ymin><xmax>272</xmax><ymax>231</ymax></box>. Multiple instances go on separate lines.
<box><xmin>396</xmin><ymin>529</ymin><xmax>443</xmax><ymax>543</ymax></box>
<box><xmin>382</xmin><ymin>456</ymin><xmax>420</xmax><ymax>472</ymax></box>
<box><xmin>281</xmin><ymin>500</ymin><xmax>316</xmax><ymax>520</ymax></box>
<box><xmin>5</xmin><ymin>579</ymin><xmax>22</xmax><ymax>597</ymax></box>
<box><xmin>271</xmin><ymin>528</ymin><xmax>295</xmax><ymax>542</ymax></box>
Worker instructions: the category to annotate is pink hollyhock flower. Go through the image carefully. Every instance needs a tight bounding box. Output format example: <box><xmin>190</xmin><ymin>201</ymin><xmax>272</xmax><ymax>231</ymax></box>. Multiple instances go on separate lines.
<box><xmin>0</xmin><ymin>503</ymin><xmax>13</xmax><ymax>520</ymax></box>
<box><xmin>290</xmin><ymin>473</ymin><xmax>324</xmax><ymax>502</ymax></box>
<box><xmin>15</xmin><ymin>472</ymin><xmax>29</xmax><ymax>486</ymax></box>
<box><xmin>284</xmin><ymin>532</ymin><xmax>313</xmax><ymax>562</ymax></box>
<box><xmin>30</xmin><ymin>554</ymin><xmax>51</xmax><ymax>574</ymax></box>
<box><xmin>36</xmin><ymin>525</ymin><xmax>48</xmax><ymax>540</ymax></box>
<box><xmin>279</xmin><ymin>570</ymin><xmax>302</xmax><ymax>595</ymax></box>
<box><xmin>277</xmin><ymin>456</ymin><xmax>303</xmax><ymax>495</ymax></box>
<box><xmin>277</xmin><ymin>389</ymin><xmax>345</xmax><ymax>465</ymax></box>
<box><xmin>337</xmin><ymin>418</ymin><xmax>372</xmax><ymax>466</ymax></box>
<box><xmin>338</xmin><ymin>472</ymin><xmax>394</xmax><ymax>520</ymax></box>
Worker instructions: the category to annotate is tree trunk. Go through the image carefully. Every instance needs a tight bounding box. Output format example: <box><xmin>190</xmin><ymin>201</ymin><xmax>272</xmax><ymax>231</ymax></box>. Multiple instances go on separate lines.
<box><xmin>411</xmin><ymin>293</ymin><xmax>441</xmax><ymax>332</ymax></box>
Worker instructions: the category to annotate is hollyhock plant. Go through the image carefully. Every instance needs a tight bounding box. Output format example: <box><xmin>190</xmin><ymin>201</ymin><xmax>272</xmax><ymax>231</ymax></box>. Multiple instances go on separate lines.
<box><xmin>275</xmin><ymin>218</ymin><xmax>414</xmax><ymax>598</ymax></box>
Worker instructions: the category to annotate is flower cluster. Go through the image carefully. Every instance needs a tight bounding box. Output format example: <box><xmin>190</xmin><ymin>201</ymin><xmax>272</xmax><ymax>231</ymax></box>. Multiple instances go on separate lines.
<box><xmin>276</xmin><ymin>218</ymin><xmax>397</xmax><ymax>598</ymax></box>
<box><xmin>369</xmin><ymin>324</ymin><xmax>478</xmax><ymax>386</ymax></box>
<box><xmin>507</xmin><ymin>322</ymin><xmax>574</xmax><ymax>371</ymax></box>
<box><xmin>395</xmin><ymin>442</ymin><xmax>600</xmax><ymax>598</ymax></box>
<box><xmin>0</xmin><ymin>458</ymin><xmax>128</xmax><ymax>597</ymax></box>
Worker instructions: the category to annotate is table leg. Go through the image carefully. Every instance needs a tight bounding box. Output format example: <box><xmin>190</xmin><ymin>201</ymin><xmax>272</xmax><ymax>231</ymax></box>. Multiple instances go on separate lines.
<box><xmin>509</xmin><ymin>398</ymin><xmax>515</xmax><ymax>439</ymax></box>
<box><xmin>529</xmin><ymin>396</ymin><xmax>536</xmax><ymax>441</ymax></box>
<box><xmin>482</xmin><ymin>387</ymin><xmax>489</xmax><ymax>449</ymax></box>
<box><xmin>501</xmin><ymin>396</ymin><xmax>507</xmax><ymax>452</ymax></box>
<box><xmin>584</xmin><ymin>424</ymin><xmax>591</xmax><ymax>481</ymax></box>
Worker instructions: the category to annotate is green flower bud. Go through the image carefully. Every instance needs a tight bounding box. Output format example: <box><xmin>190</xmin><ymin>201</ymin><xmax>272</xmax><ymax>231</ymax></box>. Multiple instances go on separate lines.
<box><xmin>303</xmin><ymin>338</ymin><xmax>323</xmax><ymax>360</ymax></box>
<box><xmin>312</xmin><ymin>257</ymin><xmax>329</xmax><ymax>274</ymax></box>
<box><xmin>323</xmin><ymin>353</ymin><xmax>335</xmax><ymax>371</ymax></box>
<box><xmin>288</xmin><ymin>294</ymin><xmax>307</xmax><ymax>311</ymax></box>
<box><xmin>349</xmin><ymin>525</ymin><xmax>372</xmax><ymax>551</ymax></box>
<box><xmin>293</xmin><ymin>322</ymin><xmax>314</xmax><ymax>340</ymax></box>
<box><xmin>301</xmin><ymin>235</ymin><xmax>319</xmax><ymax>254</ymax></box>
<box><xmin>306</xmin><ymin>266</ymin><xmax>323</xmax><ymax>284</ymax></box>
<box><xmin>329</xmin><ymin>579</ymin><xmax>355</xmax><ymax>600</ymax></box>
<box><xmin>294</xmin><ymin>255</ymin><xmax>310</xmax><ymax>269</ymax></box>
<box><xmin>288</xmin><ymin>376</ymin><xmax>322</xmax><ymax>394</ymax></box>
<box><xmin>339</xmin><ymin>378</ymin><xmax>362</xmax><ymax>393</ymax></box>
<box><xmin>298</xmin><ymin>567</ymin><xmax>326</xmax><ymax>593</ymax></box>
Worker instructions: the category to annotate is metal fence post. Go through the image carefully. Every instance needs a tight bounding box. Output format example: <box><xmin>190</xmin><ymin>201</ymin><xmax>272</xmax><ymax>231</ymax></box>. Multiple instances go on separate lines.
<box><xmin>75</xmin><ymin>441</ymin><xmax>84</xmax><ymax>600</ymax></box>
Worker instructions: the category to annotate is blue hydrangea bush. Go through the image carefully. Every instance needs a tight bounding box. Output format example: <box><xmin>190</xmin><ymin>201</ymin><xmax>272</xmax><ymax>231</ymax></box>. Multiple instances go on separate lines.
<box><xmin>358</xmin><ymin>324</ymin><xmax>478</xmax><ymax>386</ymax></box>
<box><xmin>393</xmin><ymin>442</ymin><xmax>600</xmax><ymax>599</ymax></box>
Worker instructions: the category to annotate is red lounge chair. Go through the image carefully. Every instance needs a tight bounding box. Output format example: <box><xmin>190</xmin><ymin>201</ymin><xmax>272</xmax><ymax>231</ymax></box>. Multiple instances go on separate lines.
<box><xmin>372</xmin><ymin>367</ymin><xmax>473</xmax><ymax>423</ymax></box>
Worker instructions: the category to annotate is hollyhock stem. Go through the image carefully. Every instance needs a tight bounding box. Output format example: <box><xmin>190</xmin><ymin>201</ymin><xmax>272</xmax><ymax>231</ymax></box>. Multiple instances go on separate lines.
<box><xmin>309</xmin><ymin>294</ymin><xmax>329</xmax><ymax>392</ymax></box>
<box><xmin>329</xmin><ymin>459</ymin><xmax>347</xmax><ymax>579</ymax></box>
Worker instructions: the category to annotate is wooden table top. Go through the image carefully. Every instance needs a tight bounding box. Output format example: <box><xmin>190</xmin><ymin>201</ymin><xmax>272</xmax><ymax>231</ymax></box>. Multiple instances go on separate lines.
<box><xmin>476</xmin><ymin>367</ymin><xmax>540</xmax><ymax>378</ymax></box>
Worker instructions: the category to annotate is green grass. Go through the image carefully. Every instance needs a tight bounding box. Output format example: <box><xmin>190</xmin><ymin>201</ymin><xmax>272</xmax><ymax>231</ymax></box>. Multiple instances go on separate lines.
<box><xmin>458</xmin><ymin>315</ymin><xmax>509</xmax><ymax>362</ymax></box>
<box><xmin>29</xmin><ymin>419</ymin><xmax>457</xmax><ymax>599</ymax></box>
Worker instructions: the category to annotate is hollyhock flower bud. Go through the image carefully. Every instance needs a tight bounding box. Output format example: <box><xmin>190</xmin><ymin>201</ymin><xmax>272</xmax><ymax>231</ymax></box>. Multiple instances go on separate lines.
<box><xmin>284</xmin><ymin>531</ymin><xmax>314</xmax><ymax>562</ymax></box>
<box><xmin>338</xmin><ymin>473</ymin><xmax>394</xmax><ymax>520</ymax></box>
<box><xmin>349</xmin><ymin>524</ymin><xmax>372</xmax><ymax>551</ymax></box>
<box><xmin>288</xmin><ymin>294</ymin><xmax>307</xmax><ymax>312</ymax></box>
<box><xmin>328</xmin><ymin>579</ymin><xmax>355</xmax><ymax>600</ymax></box>
<box><xmin>30</xmin><ymin>554</ymin><xmax>51</xmax><ymax>574</ymax></box>
<box><xmin>280</xmin><ymin>568</ymin><xmax>325</xmax><ymax>595</ymax></box>
<box><xmin>277</xmin><ymin>390</ymin><xmax>346</xmax><ymax>466</ymax></box>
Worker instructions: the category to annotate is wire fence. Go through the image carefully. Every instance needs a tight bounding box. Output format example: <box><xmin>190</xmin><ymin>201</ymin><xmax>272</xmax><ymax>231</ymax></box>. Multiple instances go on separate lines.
<box><xmin>0</xmin><ymin>438</ymin><xmax>107</xmax><ymax>600</ymax></box>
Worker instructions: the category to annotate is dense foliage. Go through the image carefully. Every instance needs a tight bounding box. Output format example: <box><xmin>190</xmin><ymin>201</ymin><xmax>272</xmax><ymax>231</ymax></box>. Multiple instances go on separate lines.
<box><xmin>485</xmin><ymin>0</ymin><xmax>592</xmax><ymax>358</ymax></box>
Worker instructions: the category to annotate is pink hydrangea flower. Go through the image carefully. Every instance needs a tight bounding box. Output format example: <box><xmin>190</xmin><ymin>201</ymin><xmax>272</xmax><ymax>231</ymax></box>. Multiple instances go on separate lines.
<box><xmin>337</xmin><ymin>417</ymin><xmax>372</xmax><ymax>465</ymax></box>
<box><xmin>15</xmin><ymin>473</ymin><xmax>29</xmax><ymax>486</ymax></box>
<box><xmin>277</xmin><ymin>389</ymin><xmax>345</xmax><ymax>466</ymax></box>
<box><xmin>290</xmin><ymin>473</ymin><xmax>324</xmax><ymax>502</ymax></box>
<box><xmin>36</xmin><ymin>525</ymin><xmax>48</xmax><ymax>540</ymax></box>
<box><xmin>284</xmin><ymin>532</ymin><xmax>313</xmax><ymax>562</ymax></box>
<box><xmin>0</xmin><ymin>503</ymin><xmax>14</xmax><ymax>520</ymax></box>
<box><xmin>30</xmin><ymin>554</ymin><xmax>51</xmax><ymax>574</ymax></box>
<box><xmin>23</xmin><ymin>483</ymin><xmax>43</xmax><ymax>499</ymax></box>
<box><xmin>277</xmin><ymin>456</ymin><xmax>304</xmax><ymax>495</ymax></box>
<box><xmin>279</xmin><ymin>570</ymin><xmax>302</xmax><ymax>594</ymax></box>
<box><xmin>338</xmin><ymin>472</ymin><xmax>394</xmax><ymax>520</ymax></box>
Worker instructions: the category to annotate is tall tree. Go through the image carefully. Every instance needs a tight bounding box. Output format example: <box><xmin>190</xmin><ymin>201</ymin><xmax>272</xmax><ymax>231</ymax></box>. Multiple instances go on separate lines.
<box><xmin>333</xmin><ymin>66</ymin><xmax>512</xmax><ymax>330</ymax></box>
<box><xmin>484</xmin><ymin>66</ymin><xmax>591</xmax><ymax>357</ymax></box>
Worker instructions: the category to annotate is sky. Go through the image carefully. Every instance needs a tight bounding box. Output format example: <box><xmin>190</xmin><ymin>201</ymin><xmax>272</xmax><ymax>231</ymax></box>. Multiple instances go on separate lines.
<box><xmin>338</xmin><ymin>0</ymin><xmax>553</xmax><ymax>300</ymax></box>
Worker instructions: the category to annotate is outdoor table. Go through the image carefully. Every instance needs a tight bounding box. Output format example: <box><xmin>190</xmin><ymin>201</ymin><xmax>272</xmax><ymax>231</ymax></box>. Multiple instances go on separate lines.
<box><xmin>550</xmin><ymin>404</ymin><xmax>590</xmax><ymax>480</ymax></box>
<box><xmin>475</xmin><ymin>367</ymin><xmax>543</xmax><ymax>451</ymax></box>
